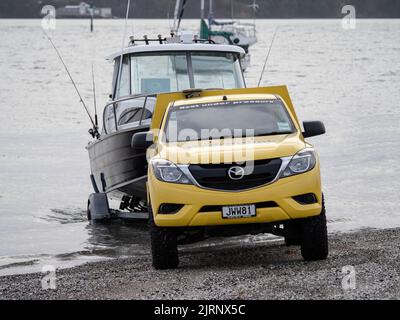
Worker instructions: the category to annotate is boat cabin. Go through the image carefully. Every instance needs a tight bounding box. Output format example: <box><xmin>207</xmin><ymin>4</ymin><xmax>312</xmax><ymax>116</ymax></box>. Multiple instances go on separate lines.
<box><xmin>102</xmin><ymin>34</ymin><xmax>246</xmax><ymax>135</ymax></box>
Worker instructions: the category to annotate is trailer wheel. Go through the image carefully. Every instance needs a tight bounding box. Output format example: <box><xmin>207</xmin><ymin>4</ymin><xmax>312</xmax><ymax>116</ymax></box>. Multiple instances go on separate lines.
<box><xmin>148</xmin><ymin>204</ymin><xmax>179</xmax><ymax>270</ymax></box>
<box><xmin>300</xmin><ymin>199</ymin><xmax>328</xmax><ymax>261</ymax></box>
<box><xmin>87</xmin><ymin>199</ymin><xmax>92</xmax><ymax>221</ymax></box>
<box><xmin>87</xmin><ymin>193</ymin><xmax>110</xmax><ymax>222</ymax></box>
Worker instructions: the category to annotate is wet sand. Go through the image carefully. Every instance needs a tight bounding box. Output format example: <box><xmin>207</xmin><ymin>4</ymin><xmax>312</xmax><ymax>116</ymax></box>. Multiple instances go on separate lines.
<box><xmin>1</xmin><ymin>228</ymin><xmax>399</xmax><ymax>300</ymax></box>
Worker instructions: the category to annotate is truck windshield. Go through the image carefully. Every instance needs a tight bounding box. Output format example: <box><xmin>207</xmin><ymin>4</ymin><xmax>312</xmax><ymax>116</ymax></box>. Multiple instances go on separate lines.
<box><xmin>164</xmin><ymin>99</ymin><xmax>295</xmax><ymax>143</ymax></box>
<box><xmin>115</xmin><ymin>51</ymin><xmax>244</xmax><ymax>97</ymax></box>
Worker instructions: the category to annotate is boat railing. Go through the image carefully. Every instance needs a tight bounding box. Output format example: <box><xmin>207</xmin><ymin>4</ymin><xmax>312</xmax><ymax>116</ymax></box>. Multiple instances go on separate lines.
<box><xmin>128</xmin><ymin>35</ymin><xmax>216</xmax><ymax>46</ymax></box>
<box><xmin>103</xmin><ymin>93</ymin><xmax>157</xmax><ymax>134</ymax></box>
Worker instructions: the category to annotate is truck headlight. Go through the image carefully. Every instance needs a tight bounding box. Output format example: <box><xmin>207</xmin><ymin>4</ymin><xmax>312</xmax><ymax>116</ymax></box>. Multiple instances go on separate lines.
<box><xmin>151</xmin><ymin>159</ymin><xmax>192</xmax><ymax>184</ymax></box>
<box><xmin>281</xmin><ymin>148</ymin><xmax>316</xmax><ymax>178</ymax></box>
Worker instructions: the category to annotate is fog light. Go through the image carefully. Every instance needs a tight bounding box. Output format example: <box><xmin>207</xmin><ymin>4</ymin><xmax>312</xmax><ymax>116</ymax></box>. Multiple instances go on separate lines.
<box><xmin>158</xmin><ymin>203</ymin><xmax>184</xmax><ymax>214</ymax></box>
<box><xmin>292</xmin><ymin>193</ymin><xmax>317</xmax><ymax>205</ymax></box>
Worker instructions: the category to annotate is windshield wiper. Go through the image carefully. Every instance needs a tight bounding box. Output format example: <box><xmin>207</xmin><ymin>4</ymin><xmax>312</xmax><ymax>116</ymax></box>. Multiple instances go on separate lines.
<box><xmin>178</xmin><ymin>131</ymin><xmax>293</xmax><ymax>142</ymax></box>
<box><xmin>191</xmin><ymin>135</ymin><xmax>232</xmax><ymax>141</ymax></box>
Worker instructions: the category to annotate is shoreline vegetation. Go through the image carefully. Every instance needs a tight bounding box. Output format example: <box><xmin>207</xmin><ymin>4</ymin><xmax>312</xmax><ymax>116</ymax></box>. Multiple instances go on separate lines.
<box><xmin>1</xmin><ymin>0</ymin><xmax>399</xmax><ymax>19</ymax></box>
<box><xmin>1</xmin><ymin>17</ymin><xmax>400</xmax><ymax>20</ymax></box>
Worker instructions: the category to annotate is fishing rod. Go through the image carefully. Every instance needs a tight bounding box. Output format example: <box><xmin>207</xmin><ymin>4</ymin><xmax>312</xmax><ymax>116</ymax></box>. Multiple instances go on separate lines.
<box><xmin>257</xmin><ymin>27</ymin><xmax>278</xmax><ymax>87</ymax></box>
<box><xmin>41</xmin><ymin>28</ymin><xmax>100</xmax><ymax>138</ymax></box>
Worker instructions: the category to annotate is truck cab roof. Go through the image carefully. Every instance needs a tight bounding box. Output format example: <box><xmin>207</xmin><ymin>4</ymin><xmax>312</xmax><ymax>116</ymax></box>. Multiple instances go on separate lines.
<box><xmin>151</xmin><ymin>86</ymin><xmax>301</xmax><ymax>133</ymax></box>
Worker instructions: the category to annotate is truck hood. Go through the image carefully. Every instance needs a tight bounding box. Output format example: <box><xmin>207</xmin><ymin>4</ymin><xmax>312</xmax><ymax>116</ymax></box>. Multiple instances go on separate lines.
<box><xmin>157</xmin><ymin>133</ymin><xmax>306</xmax><ymax>164</ymax></box>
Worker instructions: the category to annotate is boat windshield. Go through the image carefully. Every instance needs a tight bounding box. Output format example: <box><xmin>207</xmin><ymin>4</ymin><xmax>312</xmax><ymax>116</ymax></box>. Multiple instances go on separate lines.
<box><xmin>115</xmin><ymin>51</ymin><xmax>244</xmax><ymax>97</ymax></box>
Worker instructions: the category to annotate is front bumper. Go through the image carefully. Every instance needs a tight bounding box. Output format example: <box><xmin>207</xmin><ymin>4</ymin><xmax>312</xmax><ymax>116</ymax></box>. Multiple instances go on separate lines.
<box><xmin>148</xmin><ymin>164</ymin><xmax>322</xmax><ymax>227</ymax></box>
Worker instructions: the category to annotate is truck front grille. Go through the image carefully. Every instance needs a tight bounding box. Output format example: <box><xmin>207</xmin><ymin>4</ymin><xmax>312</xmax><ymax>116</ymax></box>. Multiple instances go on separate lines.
<box><xmin>188</xmin><ymin>158</ymin><xmax>282</xmax><ymax>191</ymax></box>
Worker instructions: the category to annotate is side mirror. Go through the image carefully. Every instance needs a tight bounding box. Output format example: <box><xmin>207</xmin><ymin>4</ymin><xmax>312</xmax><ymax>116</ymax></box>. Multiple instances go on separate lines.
<box><xmin>302</xmin><ymin>121</ymin><xmax>325</xmax><ymax>138</ymax></box>
<box><xmin>131</xmin><ymin>131</ymin><xmax>154</xmax><ymax>150</ymax></box>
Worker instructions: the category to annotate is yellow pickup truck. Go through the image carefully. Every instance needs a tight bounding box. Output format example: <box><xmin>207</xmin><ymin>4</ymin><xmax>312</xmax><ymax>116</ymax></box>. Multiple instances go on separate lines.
<box><xmin>132</xmin><ymin>86</ymin><xmax>328</xmax><ymax>269</ymax></box>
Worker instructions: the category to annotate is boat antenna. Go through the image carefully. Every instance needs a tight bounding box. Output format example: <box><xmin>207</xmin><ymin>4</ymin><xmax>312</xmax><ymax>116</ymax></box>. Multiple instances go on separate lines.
<box><xmin>117</xmin><ymin>0</ymin><xmax>131</xmax><ymax>99</ymax></box>
<box><xmin>167</xmin><ymin>10</ymin><xmax>172</xmax><ymax>31</ymax></box>
<box><xmin>41</xmin><ymin>28</ymin><xmax>99</xmax><ymax>138</ymax></box>
<box><xmin>91</xmin><ymin>63</ymin><xmax>98</xmax><ymax>130</ymax></box>
<box><xmin>131</xmin><ymin>9</ymin><xmax>135</xmax><ymax>37</ymax></box>
<box><xmin>171</xmin><ymin>0</ymin><xmax>187</xmax><ymax>33</ymax></box>
<box><xmin>167</xmin><ymin>0</ymin><xmax>171</xmax><ymax>31</ymax></box>
<box><xmin>257</xmin><ymin>27</ymin><xmax>278</xmax><ymax>87</ymax></box>
<box><xmin>177</xmin><ymin>0</ymin><xmax>187</xmax><ymax>32</ymax></box>
<box><xmin>248</xmin><ymin>0</ymin><xmax>259</xmax><ymax>25</ymax></box>
<box><xmin>172</xmin><ymin>0</ymin><xmax>180</xmax><ymax>33</ymax></box>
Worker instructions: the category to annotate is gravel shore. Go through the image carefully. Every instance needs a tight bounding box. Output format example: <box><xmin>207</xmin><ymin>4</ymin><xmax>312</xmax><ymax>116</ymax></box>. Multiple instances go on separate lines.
<box><xmin>1</xmin><ymin>228</ymin><xmax>399</xmax><ymax>300</ymax></box>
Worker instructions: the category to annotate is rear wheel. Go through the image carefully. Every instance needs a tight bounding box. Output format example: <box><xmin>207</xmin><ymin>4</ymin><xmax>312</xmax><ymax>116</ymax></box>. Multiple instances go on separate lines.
<box><xmin>300</xmin><ymin>201</ymin><xmax>328</xmax><ymax>261</ymax></box>
<box><xmin>148</xmin><ymin>203</ymin><xmax>179</xmax><ymax>270</ymax></box>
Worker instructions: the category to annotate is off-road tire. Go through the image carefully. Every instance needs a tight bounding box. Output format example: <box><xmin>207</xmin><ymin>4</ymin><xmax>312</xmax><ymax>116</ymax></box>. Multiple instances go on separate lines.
<box><xmin>148</xmin><ymin>204</ymin><xmax>179</xmax><ymax>269</ymax></box>
<box><xmin>300</xmin><ymin>201</ymin><xmax>329</xmax><ymax>261</ymax></box>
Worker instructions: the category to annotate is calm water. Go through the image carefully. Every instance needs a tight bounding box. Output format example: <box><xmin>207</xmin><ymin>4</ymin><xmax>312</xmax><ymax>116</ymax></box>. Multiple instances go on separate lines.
<box><xmin>0</xmin><ymin>19</ymin><xmax>399</xmax><ymax>275</ymax></box>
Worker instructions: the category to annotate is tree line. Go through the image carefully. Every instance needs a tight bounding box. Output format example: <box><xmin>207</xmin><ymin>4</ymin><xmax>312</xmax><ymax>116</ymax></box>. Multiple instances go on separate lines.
<box><xmin>1</xmin><ymin>0</ymin><xmax>399</xmax><ymax>18</ymax></box>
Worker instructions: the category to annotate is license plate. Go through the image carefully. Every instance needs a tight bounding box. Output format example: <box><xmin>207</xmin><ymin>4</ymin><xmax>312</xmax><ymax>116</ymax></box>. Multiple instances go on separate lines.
<box><xmin>222</xmin><ymin>204</ymin><xmax>256</xmax><ymax>219</ymax></box>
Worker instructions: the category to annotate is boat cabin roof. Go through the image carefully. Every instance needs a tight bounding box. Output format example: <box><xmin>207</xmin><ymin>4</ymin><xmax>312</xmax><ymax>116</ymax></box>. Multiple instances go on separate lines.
<box><xmin>107</xmin><ymin>43</ymin><xmax>245</xmax><ymax>61</ymax></box>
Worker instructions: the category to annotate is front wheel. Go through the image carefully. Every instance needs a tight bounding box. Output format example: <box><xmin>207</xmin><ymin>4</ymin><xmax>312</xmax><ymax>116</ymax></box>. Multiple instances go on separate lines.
<box><xmin>148</xmin><ymin>204</ymin><xmax>179</xmax><ymax>270</ymax></box>
<box><xmin>300</xmin><ymin>202</ymin><xmax>328</xmax><ymax>261</ymax></box>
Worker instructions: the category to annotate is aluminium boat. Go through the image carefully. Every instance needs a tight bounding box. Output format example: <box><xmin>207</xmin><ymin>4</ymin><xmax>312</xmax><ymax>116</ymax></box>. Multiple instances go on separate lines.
<box><xmin>86</xmin><ymin>33</ymin><xmax>246</xmax><ymax>216</ymax></box>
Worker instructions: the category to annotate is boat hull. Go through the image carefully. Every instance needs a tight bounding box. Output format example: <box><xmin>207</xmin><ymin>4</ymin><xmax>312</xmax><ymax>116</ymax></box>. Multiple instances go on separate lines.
<box><xmin>87</xmin><ymin>126</ymin><xmax>149</xmax><ymax>201</ymax></box>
